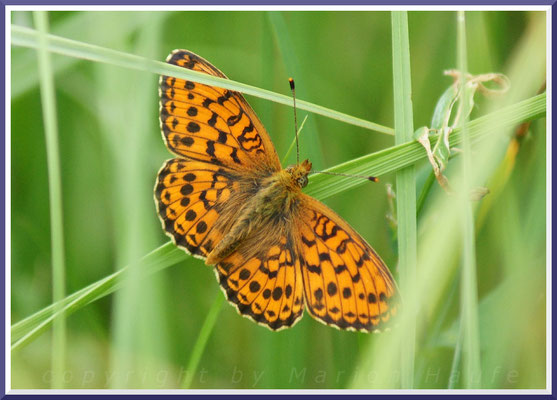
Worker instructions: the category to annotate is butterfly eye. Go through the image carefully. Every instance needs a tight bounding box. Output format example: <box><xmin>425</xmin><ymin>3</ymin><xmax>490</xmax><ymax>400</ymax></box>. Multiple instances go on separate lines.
<box><xmin>297</xmin><ymin>176</ymin><xmax>308</xmax><ymax>188</ymax></box>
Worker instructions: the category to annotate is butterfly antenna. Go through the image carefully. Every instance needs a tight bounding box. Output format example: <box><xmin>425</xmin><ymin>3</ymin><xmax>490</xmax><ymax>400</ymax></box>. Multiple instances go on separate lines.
<box><xmin>289</xmin><ymin>78</ymin><xmax>300</xmax><ymax>165</ymax></box>
<box><xmin>288</xmin><ymin>78</ymin><xmax>376</xmax><ymax>183</ymax></box>
<box><xmin>311</xmin><ymin>170</ymin><xmax>379</xmax><ymax>182</ymax></box>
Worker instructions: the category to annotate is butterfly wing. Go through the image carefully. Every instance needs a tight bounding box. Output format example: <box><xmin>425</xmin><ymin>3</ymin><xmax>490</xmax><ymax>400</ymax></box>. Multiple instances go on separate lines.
<box><xmin>159</xmin><ymin>49</ymin><xmax>281</xmax><ymax>173</ymax></box>
<box><xmin>215</xmin><ymin>231</ymin><xmax>305</xmax><ymax>331</ymax></box>
<box><xmin>155</xmin><ymin>158</ymin><xmax>245</xmax><ymax>258</ymax></box>
<box><xmin>295</xmin><ymin>194</ymin><xmax>399</xmax><ymax>332</ymax></box>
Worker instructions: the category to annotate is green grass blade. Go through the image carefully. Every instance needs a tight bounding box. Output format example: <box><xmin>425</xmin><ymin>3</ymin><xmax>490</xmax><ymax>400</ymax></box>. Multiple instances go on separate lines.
<box><xmin>181</xmin><ymin>294</ymin><xmax>225</xmax><ymax>389</ymax></box>
<box><xmin>12</xmin><ymin>12</ymin><xmax>170</xmax><ymax>97</ymax></box>
<box><xmin>448</xmin><ymin>323</ymin><xmax>463</xmax><ymax>389</ymax></box>
<box><xmin>32</xmin><ymin>11</ymin><xmax>66</xmax><ymax>389</ymax></box>
<box><xmin>281</xmin><ymin>115</ymin><xmax>309</xmax><ymax>165</ymax></box>
<box><xmin>456</xmin><ymin>11</ymin><xmax>481</xmax><ymax>388</ymax></box>
<box><xmin>391</xmin><ymin>11</ymin><xmax>417</xmax><ymax>389</ymax></box>
<box><xmin>11</xmin><ymin>243</ymin><xmax>185</xmax><ymax>352</ymax></box>
<box><xmin>305</xmin><ymin>92</ymin><xmax>545</xmax><ymax>200</ymax></box>
<box><xmin>416</xmin><ymin>170</ymin><xmax>436</xmax><ymax>217</ymax></box>
<box><xmin>97</xmin><ymin>17</ymin><xmax>167</xmax><ymax>388</ymax></box>
<box><xmin>11</xmin><ymin>24</ymin><xmax>393</xmax><ymax>136</ymax></box>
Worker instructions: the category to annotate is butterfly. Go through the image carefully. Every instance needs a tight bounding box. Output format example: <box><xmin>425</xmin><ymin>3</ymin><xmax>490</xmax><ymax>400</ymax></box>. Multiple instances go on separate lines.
<box><xmin>155</xmin><ymin>50</ymin><xmax>399</xmax><ymax>332</ymax></box>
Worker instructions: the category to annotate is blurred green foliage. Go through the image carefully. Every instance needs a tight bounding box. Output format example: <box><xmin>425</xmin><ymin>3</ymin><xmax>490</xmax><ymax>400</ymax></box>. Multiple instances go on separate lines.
<box><xmin>10</xmin><ymin>10</ymin><xmax>546</xmax><ymax>389</ymax></box>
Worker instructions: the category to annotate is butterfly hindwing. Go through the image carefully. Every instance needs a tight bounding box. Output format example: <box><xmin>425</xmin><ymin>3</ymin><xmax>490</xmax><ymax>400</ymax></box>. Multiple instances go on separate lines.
<box><xmin>295</xmin><ymin>194</ymin><xmax>399</xmax><ymax>332</ymax></box>
<box><xmin>159</xmin><ymin>49</ymin><xmax>281</xmax><ymax>173</ymax></box>
<box><xmin>216</xmin><ymin>234</ymin><xmax>305</xmax><ymax>331</ymax></box>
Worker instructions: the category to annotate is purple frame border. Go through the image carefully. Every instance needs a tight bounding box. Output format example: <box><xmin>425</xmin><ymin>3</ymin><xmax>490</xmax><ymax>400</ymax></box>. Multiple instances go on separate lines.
<box><xmin>1</xmin><ymin>1</ymin><xmax>554</xmax><ymax>399</ymax></box>
<box><xmin>0</xmin><ymin>0</ymin><xmax>556</xmax><ymax>5</ymax></box>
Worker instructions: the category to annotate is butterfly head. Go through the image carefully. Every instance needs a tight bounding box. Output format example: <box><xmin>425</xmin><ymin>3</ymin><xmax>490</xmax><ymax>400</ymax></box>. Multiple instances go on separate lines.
<box><xmin>286</xmin><ymin>159</ymin><xmax>312</xmax><ymax>189</ymax></box>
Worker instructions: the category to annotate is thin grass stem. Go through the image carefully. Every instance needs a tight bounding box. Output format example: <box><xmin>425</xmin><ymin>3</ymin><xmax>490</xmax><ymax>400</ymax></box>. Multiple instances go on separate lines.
<box><xmin>448</xmin><ymin>323</ymin><xmax>463</xmax><ymax>389</ymax></box>
<box><xmin>391</xmin><ymin>11</ymin><xmax>417</xmax><ymax>389</ymax></box>
<box><xmin>456</xmin><ymin>11</ymin><xmax>482</xmax><ymax>388</ymax></box>
<box><xmin>32</xmin><ymin>11</ymin><xmax>66</xmax><ymax>389</ymax></box>
<box><xmin>181</xmin><ymin>294</ymin><xmax>225</xmax><ymax>389</ymax></box>
<box><xmin>416</xmin><ymin>170</ymin><xmax>437</xmax><ymax>218</ymax></box>
<box><xmin>11</xmin><ymin>243</ymin><xmax>185</xmax><ymax>352</ymax></box>
<box><xmin>305</xmin><ymin>92</ymin><xmax>545</xmax><ymax>200</ymax></box>
<box><xmin>11</xmin><ymin>24</ymin><xmax>394</xmax><ymax>137</ymax></box>
<box><xmin>281</xmin><ymin>115</ymin><xmax>309</xmax><ymax>165</ymax></box>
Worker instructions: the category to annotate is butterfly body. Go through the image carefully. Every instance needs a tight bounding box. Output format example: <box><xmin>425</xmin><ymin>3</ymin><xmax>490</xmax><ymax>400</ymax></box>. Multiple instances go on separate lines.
<box><xmin>206</xmin><ymin>159</ymin><xmax>311</xmax><ymax>265</ymax></box>
<box><xmin>156</xmin><ymin>50</ymin><xmax>399</xmax><ymax>332</ymax></box>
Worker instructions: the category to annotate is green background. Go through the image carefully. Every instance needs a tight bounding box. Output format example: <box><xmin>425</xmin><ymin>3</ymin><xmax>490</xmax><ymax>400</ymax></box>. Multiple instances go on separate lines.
<box><xmin>10</xmin><ymin>10</ymin><xmax>546</xmax><ymax>389</ymax></box>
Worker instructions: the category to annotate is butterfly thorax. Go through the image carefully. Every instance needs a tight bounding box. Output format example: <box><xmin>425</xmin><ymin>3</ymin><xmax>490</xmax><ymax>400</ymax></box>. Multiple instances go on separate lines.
<box><xmin>205</xmin><ymin>160</ymin><xmax>312</xmax><ymax>265</ymax></box>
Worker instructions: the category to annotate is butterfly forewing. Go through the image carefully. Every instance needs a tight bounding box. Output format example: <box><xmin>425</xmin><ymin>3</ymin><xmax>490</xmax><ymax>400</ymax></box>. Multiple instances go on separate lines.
<box><xmin>159</xmin><ymin>50</ymin><xmax>281</xmax><ymax>172</ymax></box>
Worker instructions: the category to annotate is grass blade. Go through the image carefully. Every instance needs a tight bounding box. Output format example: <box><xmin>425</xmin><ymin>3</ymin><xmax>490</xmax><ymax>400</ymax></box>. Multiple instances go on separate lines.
<box><xmin>181</xmin><ymin>294</ymin><xmax>225</xmax><ymax>389</ymax></box>
<box><xmin>12</xmin><ymin>12</ymin><xmax>170</xmax><ymax>97</ymax></box>
<box><xmin>96</xmin><ymin>17</ymin><xmax>167</xmax><ymax>388</ymax></box>
<box><xmin>11</xmin><ymin>24</ymin><xmax>394</xmax><ymax>137</ymax></box>
<box><xmin>391</xmin><ymin>11</ymin><xmax>417</xmax><ymax>389</ymax></box>
<box><xmin>11</xmin><ymin>243</ymin><xmax>185</xmax><ymax>352</ymax></box>
<box><xmin>456</xmin><ymin>11</ymin><xmax>481</xmax><ymax>388</ymax></box>
<box><xmin>305</xmin><ymin>92</ymin><xmax>545</xmax><ymax>200</ymax></box>
<box><xmin>32</xmin><ymin>11</ymin><xmax>66</xmax><ymax>389</ymax></box>
<box><xmin>281</xmin><ymin>115</ymin><xmax>309</xmax><ymax>165</ymax></box>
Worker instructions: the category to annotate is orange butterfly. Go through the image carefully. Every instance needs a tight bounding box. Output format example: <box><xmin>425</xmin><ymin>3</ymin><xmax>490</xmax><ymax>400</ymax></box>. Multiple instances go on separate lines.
<box><xmin>155</xmin><ymin>50</ymin><xmax>399</xmax><ymax>332</ymax></box>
